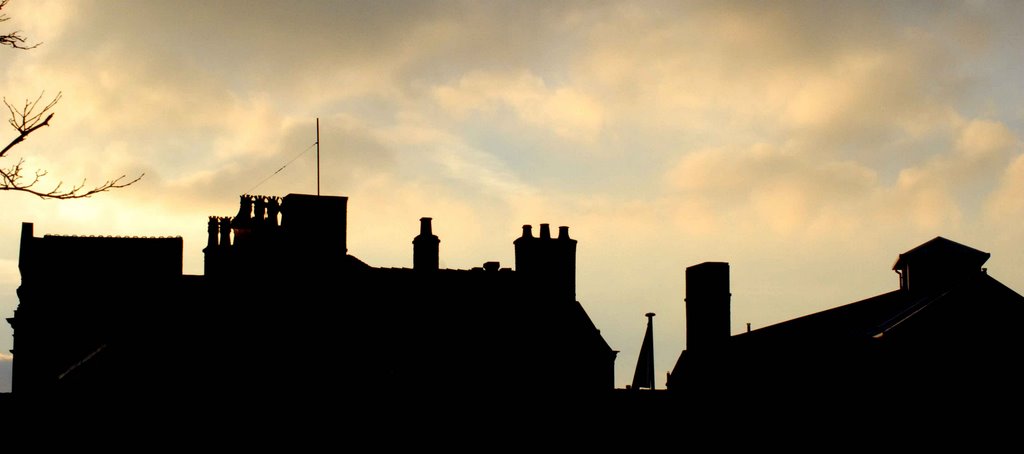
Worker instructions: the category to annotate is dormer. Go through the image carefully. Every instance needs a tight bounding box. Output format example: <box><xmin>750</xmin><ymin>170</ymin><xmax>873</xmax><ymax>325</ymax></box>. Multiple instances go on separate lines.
<box><xmin>893</xmin><ymin>237</ymin><xmax>989</xmax><ymax>294</ymax></box>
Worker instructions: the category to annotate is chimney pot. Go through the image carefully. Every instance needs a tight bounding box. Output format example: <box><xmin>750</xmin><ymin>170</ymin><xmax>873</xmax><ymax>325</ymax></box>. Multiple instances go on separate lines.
<box><xmin>420</xmin><ymin>217</ymin><xmax>433</xmax><ymax>236</ymax></box>
<box><xmin>521</xmin><ymin>225</ymin><xmax>533</xmax><ymax>238</ymax></box>
<box><xmin>558</xmin><ymin>226</ymin><xmax>570</xmax><ymax>240</ymax></box>
<box><xmin>540</xmin><ymin>224</ymin><xmax>551</xmax><ymax>239</ymax></box>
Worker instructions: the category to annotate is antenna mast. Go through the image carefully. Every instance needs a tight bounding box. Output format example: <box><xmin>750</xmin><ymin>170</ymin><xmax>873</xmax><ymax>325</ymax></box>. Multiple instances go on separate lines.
<box><xmin>316</xmin><ymin>117</ymin><xmax>320</xmax><ymax>196</ymax></box>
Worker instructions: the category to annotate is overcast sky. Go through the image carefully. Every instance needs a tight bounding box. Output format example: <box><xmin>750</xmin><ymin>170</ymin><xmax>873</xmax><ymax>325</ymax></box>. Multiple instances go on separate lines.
<box><xmin>2</xmin><ymin>0</ymin><xmax>1023</xmax><ymax>392</ymax></box>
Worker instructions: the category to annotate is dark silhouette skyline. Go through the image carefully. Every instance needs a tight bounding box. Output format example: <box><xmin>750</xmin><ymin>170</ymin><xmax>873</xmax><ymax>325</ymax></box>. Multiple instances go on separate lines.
<box><xmin>9</xmin><ymin>173</ymin><xmax>1024</xmax><ymax>428</ymax></box>
<box><xmin>4</xmin><ymin>2</ymin><xmax>1024</xmax><ymax>404</ymax></box>
<box><xmin>4</xmin><ymin>190</ymin><xmax>1024</xmax><ymax>438</ymax></box>
<box><xmin>6</xmin><ymin>192</ymin><xmax>616</xmax><ymax>410</ymax></box>
<box><xmin>667</xmin><ymin>236</ymin><xmax>1024</xmax><ymax>419</ymax></box>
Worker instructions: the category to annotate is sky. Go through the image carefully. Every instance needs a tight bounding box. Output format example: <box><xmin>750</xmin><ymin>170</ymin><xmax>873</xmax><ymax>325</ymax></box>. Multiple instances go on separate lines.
<box><xmin>1</xmin><ymin>0</ymin><xmax>1023</xmax><ymax>393</ymax></box>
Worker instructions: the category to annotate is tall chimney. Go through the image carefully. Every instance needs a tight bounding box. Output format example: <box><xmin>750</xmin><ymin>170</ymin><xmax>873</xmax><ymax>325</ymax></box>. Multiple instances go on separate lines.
<box><xmin>231</xmin><ymin>195</ymin><xmax>254</xmax><ymax>247</ymax></box>
<box><xmin>514</xmin><ymin>225</ymin><xmax>534</xmax><ymax>273</ymax></box>
<box><xmin>413</xmin><ymin>217</ymin><xmax>440</xmax><ymax>271</ymax></box>
<box><xmin>219</xmin><ymin>217</ymin><xmax>231</xmax><ymax>247</ymax></box>
<box><xmin>685</xmin><ymin>262</ymin><xmax>730</xmax><ymax>351</ymax></box>
<box><xmin>235</xmin><ymin>195</ymin><xmax>253</xmax><ymax>223</ymax></box>
<box><xmin>267</xmin><ymin>197</ymin><xmax>281</xmax><ymax>227</ymax></box>
<box><xmin>206</xmin><ymin>216</ymin><xmax>219</xmax><ymax>249</ymax></box>
<box><xmin>205</xmin><ymin>217</ymin><xmax>223</xmax><ymax>276</ymax></box>
<box><xmin>253</xmin><ymin>196</ymin><xmax>267</xmax><ymax>224</ymax></box>
<box><xmin>556</xmin><ymin>226</ymin><xmax>577</xmax><ymax>301</ymax></box>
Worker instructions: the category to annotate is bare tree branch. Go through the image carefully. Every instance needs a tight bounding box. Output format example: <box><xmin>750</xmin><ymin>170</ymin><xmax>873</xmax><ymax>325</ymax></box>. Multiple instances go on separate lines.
<box><xmin>0</xmin><ymin>0</ymin><xmax>141</xmax><ymax>199</ymax></box>
<box><xmin>0</xmin><ymin>0</ymin><xmax>144</xmax><ymax>198</ymax></box>
<box><xmin>0</xmin><ymin>0</ymin><xmax>39</xmax><ymax>50</ymax></box>
<box><xmin>0</xmin><ymin>168</ymin><xmax>145</xmax><ymax>199</ymax></box>
<box><xmin>0</xmin><ymin>92</ymin><xmax>145</xmax><ymax>199</ymax></box>
<box><xmin>0</xmin><ymin>91</ymin><xmax>60</xmax><ymax>158</ymax></box>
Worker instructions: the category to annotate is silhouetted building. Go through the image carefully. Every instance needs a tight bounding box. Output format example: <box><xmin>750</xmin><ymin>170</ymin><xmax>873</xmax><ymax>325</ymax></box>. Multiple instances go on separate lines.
<box><xmin>8</xmin><ymin>224</ymin><xmax>185</xmax><ymax>396</ymax></box>
<box><xmin>7</xmin><ymin>193</ymin><xmax>616</xmax><ymax>410</ymax></box>
<box><xmin>667</xmin><ymin>237</ymin><xmax>1024</xmax><ymax>415</ymax></box>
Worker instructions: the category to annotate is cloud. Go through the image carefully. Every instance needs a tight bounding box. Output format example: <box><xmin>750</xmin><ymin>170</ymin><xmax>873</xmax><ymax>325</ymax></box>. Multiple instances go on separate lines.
<box><xmin>563</xmin><ymin>1</ymin><xmax>983</xmax><ymax>167</ymax></box>
<box><xmin>956</xmin><ymin>119</ymin><xmax>1018</xmax><ymax>158</ymax></box>
<box><xmin>665</xmin><ymin>143</ymin><xmax>882</xmax><ymax>237</ymax></box>
<box><xmin>433</xmin><ymin>70</ymin><xmax>605</xmax><ymax>142</ymax></box>
<box><xmin>896</xmin><ymin>119</ymin><xmax>1019</xmax><ymax>224</ymax></box>
<box><xmin>985</xmin><ymin>144</ymin><xmax>1024</xmax><ymax>226</ymax></box>
<box><xmin>662</xmin><ymin>114</ymin><xmax>1022</xmax><ymax>240</ymax></box>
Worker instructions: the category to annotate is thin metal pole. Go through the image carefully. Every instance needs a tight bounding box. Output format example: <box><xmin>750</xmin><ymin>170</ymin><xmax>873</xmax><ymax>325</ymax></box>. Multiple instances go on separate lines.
<box><xmin>316</xmin><ymin>117</ymin><xmax>320</xmax><ymax>196</ymax></box>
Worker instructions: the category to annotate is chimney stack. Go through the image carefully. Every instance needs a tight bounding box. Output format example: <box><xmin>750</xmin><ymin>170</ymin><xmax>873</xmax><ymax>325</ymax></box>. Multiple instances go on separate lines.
<box><xmin>231</xmin><ymin>195</ymin><xmax>254</xmax><ymax>247</ymax></box>
<box><xmin>267</xmin><ymin>197</ymin><xmax>281</xmax><ymax>227</ymax></box>
<box><xmin>254</xmin><ymin>196</ymin><xmax>267</xmax><ymax>224</ymax></box>
<box><xmin>206</xmin><ymin>217</ymin><xmax>219</xmax><ymax>249</ymax></box>
<box><xmin>514</xmin><ymin>222</ymin><xmax>577</xmax><ymax>301</ymax></box>
<box><xmin>685</xmin><ymin>262</ymin><xmax>731</xmax><ymax>352</ymax></box>
<box><xmin>281</xmin><ymin>194</ymin><xmax>348</xmax><ymax>258</ymax></box>
<box><xmin>413</xmin><ymin>217</ymin><xmax>440</xmax><ymax>271</ymax></box>
<box><xmin>219</xmin><ymin>217</ymin><xmax>231</xmax><ymax>247</ymax></box>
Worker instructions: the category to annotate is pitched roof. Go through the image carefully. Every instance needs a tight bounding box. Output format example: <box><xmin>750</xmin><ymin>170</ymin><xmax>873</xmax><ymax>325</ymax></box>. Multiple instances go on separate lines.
<box><xmin>729</xmin><ymin>270</ymin><xmax>1024</xmax><ymax>353</ymax></box>
<box><xmin>874</xmin><ymin>272</ymin><xmax>1024</xmax><ymax>338</ymax></box>
<box><xmin>730</xmin><ymin>289</ymin><xmax>916</xmax><ymax>348</ymax></box>
<box><xmin>892</xmin><ymin>236</ymin><xmax>990</xmax><ymax>270</ymax></box>
<box><xmin>730</xmin><ymin>238</ymin><xmax>997</xmax><ymax>348</ymax></box>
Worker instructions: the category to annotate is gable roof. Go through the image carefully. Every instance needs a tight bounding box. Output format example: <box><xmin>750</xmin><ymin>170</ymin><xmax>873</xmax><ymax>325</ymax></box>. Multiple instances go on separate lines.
<box><xmin>892</xmin><ymin>236</ymin><xmax>990</xmax><ymax>270</ymax></box>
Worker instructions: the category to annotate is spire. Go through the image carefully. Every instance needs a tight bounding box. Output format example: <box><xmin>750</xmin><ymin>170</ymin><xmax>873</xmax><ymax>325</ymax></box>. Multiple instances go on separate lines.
<box><xmin>631</xmin><ymin>312</ymin><xmax>656</xmax><ymax>390</ymax></box>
